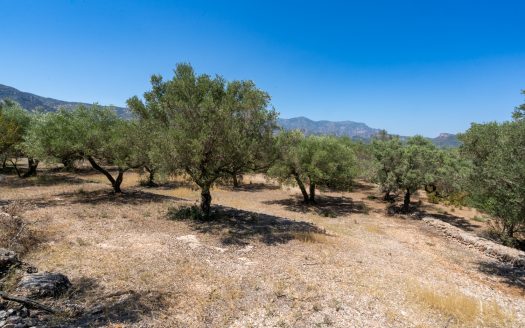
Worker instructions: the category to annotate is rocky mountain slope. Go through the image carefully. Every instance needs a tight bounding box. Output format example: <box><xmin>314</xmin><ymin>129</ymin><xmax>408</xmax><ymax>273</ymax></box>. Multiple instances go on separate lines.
<box><xmin>278</xmin><ymin>117</ymin><xmax>460</xmax><ymax>147</ymax></box>
<box><xmin>1</xmin><ymin>83</ymin><xmax>459</xmax><ymax>147</ymax></box>
<box><xmin>0</xmin><ymin>84</ymin><xmax>128</xmax><ymax>117</ymax></box>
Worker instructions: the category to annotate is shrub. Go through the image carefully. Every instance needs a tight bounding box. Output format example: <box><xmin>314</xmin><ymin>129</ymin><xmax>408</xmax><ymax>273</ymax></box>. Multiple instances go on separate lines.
<box><xmin>168</xmin><ymin>205</ymin><xmax>206</xmax><ymax>221</ymax></box>
<box><xmin>0</xmin><ymin>207</ymin><xmax>43</xmax><ymax>256</ymax></box>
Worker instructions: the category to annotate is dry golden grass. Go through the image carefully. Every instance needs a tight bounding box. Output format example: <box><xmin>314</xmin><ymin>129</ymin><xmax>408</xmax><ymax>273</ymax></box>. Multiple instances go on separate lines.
<box><xmin>290</xmin><ymin>231</ymin><xmax>330</xmax><ymax>243</ymax></box>
<box><xmin>364</xmin><ymin>224</ymin><xmax>385</xmax><ymax>235</ymax></box>
<box><xmin>408</xmin><ymin>281</ymin><xmax>516</xmax><ymax>327</ymax></box>
<box><xmin>1</xmin><ymin>171</ymin><xmax>524</xmax><ymax>327</ymax></box>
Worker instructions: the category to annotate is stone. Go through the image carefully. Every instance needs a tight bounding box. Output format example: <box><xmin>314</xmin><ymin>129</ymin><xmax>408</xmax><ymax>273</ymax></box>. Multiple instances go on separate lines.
<box><xmin>17</xmin><ymin>272</ymin><xmax>71</xmax><ymax>298</ymax></box>
<box><xmin>0</xmin><ymin>249</ymin><xmax>19</xmax><ymax>275</ymax></box>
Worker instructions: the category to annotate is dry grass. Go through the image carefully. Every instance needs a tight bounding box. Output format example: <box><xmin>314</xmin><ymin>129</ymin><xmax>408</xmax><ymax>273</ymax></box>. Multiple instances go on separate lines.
<box><xmin>290</xmin><ymin>231</ymin><xmax>330</xmax><ymax>243</ymax></box>
<box><xmin>408</xmin><ymin>281</ymin><xmax>516</xmax><ymax>327</ymax></box>
<box><xmin>1</xmin><ymin>171</ymin><xmax>524</xmax><ymax>327</ymax></box>
<box><xmin>0</xmin><ymin>202</ymin><xmax>47</xmax><ymax>256</ymax></box>
<box><xmin>364</xmin><ymin>224</ymin><xmax>385</xmax><ymax>235</ymax></box>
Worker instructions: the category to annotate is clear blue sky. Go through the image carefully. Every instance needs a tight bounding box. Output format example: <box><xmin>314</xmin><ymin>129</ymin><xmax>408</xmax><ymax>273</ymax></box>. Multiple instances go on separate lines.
<box><xmin>2</xmin><ymin>0</ymin><xmax>524</xmax><ymax>136</ymax></box>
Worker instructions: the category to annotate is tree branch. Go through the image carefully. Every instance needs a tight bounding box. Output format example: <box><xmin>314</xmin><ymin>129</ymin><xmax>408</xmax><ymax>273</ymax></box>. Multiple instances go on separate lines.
<box><xmin>0</xmin><ymin>291</ymin><xmax>61</xmax><ymax>314</ymax></box>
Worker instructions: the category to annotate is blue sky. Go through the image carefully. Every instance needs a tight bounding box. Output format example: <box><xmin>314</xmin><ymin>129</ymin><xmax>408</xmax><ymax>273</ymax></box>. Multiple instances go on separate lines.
<box><xmin>1</xmin><ymin>0</ymin><xmax>524</xmax><ymax>136</ymax></box>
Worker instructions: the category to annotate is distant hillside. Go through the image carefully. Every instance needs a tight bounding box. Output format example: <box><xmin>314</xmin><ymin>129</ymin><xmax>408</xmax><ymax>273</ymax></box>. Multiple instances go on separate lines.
<box><xmin>278</xmin><ymin>117</ymin><xmax>460</xmax><ymax>147</ymax></box>
<box><xmin>277</xmin><ymin>117</ymin><xmax>381</xmax><ymax>140</ymax></box>
<box><xmin>1</xmin><ymin>83</ymin><xmax>459</xmax><ymax>147</ymax></box>
<box><xmin>0</xmin><ymin>84</ymin><xmax>129</xmax><ymax>117</ymax></box>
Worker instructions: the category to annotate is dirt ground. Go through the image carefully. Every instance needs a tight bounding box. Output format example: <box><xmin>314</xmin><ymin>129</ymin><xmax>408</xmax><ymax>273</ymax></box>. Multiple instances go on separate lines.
<box><xmin>1</xmin><ymin>169</ymin><xmax>524</xmax><ymax>327</ymax></box>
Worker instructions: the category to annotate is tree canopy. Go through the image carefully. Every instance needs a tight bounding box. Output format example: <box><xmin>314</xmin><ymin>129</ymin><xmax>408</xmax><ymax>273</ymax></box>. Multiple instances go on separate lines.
<box><xmin>459</xmin><ymin>118</ymin><xmax>525</xmax><ymax>242</ymax></box>
<box><xmin>25</xmin><ymin>105</ymin><xmax>140</xmax><ymax>192</ymax></box>
<box><xmin>269</xmin><ymin>131</ymin><xmax>357</xmax><ymax>203</ymax></box>
<box><xmin>127</xmin><ymin>63</ymin><xmax>278</xmax><ymax>216</ymax></box>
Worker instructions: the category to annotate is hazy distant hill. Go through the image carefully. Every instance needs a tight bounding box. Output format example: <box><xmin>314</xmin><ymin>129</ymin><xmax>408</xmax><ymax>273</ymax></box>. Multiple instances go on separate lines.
<box><xmin>278</xmin><ymin>117</ymin><xmax>460</xmax><ymax>147</ymax></box>
<box><xmin>0</xmin><ymin>84</ymin><xmax>129</xmax><ymax>117</ymax></box>
<box><xmin>277</xmin><ymin>117</ymin><xmax>381</xmax><ymax>140</ymax></box>
<box><xmin>1</xmin><ymin>83</ymin><xmax>459</xmax><ymax>147</ymax></box>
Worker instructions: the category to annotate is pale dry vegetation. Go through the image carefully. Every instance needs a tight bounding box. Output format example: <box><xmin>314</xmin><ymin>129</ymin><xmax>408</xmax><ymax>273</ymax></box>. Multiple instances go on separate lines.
<box><xmin>408</xmin><ymin>281</ymin><xmax>515</xmax><ymax>327</ymax></box>
<box><xmin>1</xmin><ymin>169</ymin><xmax>524</xmax><ymax>327</ymax></box>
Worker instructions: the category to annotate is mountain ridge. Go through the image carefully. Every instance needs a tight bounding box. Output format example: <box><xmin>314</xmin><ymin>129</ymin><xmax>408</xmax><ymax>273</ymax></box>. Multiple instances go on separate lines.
<box><xmin>0</xmin><ymin>83</ymin><xmax>129</xmax><ymax>117</ymax></box>
<box><xmin>278</xmin><ymin>117</ymin><xmax>460</xmax><ymax>147</ymax></box>
<box><xmin>1</xmin><ymin>83</ymin><xmax>459</xmax><ymax>147</ymax></box>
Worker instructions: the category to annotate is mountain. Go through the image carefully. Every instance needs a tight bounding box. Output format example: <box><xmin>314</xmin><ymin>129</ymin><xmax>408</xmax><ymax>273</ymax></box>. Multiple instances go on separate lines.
<box><xmin>277</xmin><ymin>117</ymin><xmax>381</xmax><ymax>140</ymax></box>
<box><xmin>0</xmin><ymin>84</ymin><xmax>129</xmax><ymax>117</ymax></box>
<box><xmin>431</xmin><ymin>133</ymin><xmax>461</xmax><ymax>148</ymax></box>
<box><xmin>1</xmin><ymin>83</ymin><xmax>459</xmax><ymax>147</ymax></box>
<box><xmin>278</xmin><ymin>117</ymin><xmax>460</xmax><ymax>147</ymax></box>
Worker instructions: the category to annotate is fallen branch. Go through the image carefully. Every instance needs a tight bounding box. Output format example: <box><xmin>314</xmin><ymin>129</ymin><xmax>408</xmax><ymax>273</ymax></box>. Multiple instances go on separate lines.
<box><xmin>0</xmin><ymin>291</ymin><xmax>61</xmax><ymax>314</ymax></box>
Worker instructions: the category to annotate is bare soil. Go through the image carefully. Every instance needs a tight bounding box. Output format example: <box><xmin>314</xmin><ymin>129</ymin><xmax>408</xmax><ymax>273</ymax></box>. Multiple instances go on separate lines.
<box><xmin>0</xmin><ymin>169</ymin><xmax>524</xmax><ymax>327</ymax></box>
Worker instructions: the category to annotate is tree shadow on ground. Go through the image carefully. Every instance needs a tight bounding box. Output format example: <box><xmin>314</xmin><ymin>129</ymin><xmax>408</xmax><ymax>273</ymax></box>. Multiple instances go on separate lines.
<box><xmin>350</xmin><ymin>181</ymin><xmax>376</xmax><ymax>193</ymax></box>
<box><xmin>0</xmin><ymin>173</ymin><xmax>90</xmax><ymax>189</ymax></box>
<box><xmin>262</xmin><ymin>195</ymin><xmax>369</xmax><ymax>218</ymax></box>
<box><xmin>226</xmin><ymin>183</ymin><xmax>281</xmax><ymax>192</ymax></box>
<box><xmin>477</xmin><ymin>260</ymin><xmax>525</xmax><ymax>293</ymax></box>
<box><xmin>58</xmin><ymin>189</ymin><xmax>188</xmax><ymax>206</ymax></box>
<box><xmin>156</xmin><ymin>180</ymin><xmax>197</xmax><ymax>190</ymax></box>
<box><xmin>417</xmin><ymin>210</ymin><xmax>481</xmax><ymax>232</ymax></box>
<box><xmin>54</xmin><ymin>276</ymin><xmax>169</xmax><ymax>327</ymax></box>
<box><xmin>385</xmin><ymin>203</ymin><xmax>481</xmax><ymax>232</ymax></box>
<box><xmin>11</xmin><ymin>189</ymin><xmax>188</xmax><ymax>210</ymax></box>
<box><xmin>175</xmin><ymin>205</ymin><xmax>325</xmax><ymax>246</ymax></box>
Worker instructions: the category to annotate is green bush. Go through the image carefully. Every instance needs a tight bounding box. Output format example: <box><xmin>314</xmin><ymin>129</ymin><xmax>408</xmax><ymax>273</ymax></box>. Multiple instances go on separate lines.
<box><xmin>167</xmin><ymin>206</ymin><xmax>204</xmax><ymax>221</ymax></box>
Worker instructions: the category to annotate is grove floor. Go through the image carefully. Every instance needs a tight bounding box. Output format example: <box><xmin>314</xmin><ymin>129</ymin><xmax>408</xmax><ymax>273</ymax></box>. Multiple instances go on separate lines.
<box><xmin>0</xmin><ymin>170</ymin><xmax>523</xmax><ymax>327</ymax></box>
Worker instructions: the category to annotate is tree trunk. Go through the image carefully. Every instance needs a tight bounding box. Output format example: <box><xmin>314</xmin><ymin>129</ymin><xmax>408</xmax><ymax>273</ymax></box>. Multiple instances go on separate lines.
<box><xmin>9</xmin><ymin>159</ymin><xmax>22</xmax><ymax>178</ymax></box>
<box><xmin>113</xmin><ymin>170</ymin><xmax>124</xmax><ymax>193</ymax></box>
<box><xmin>87</xmin><ymin>156</ymin><xmax>124</xmax><ymax>193</ymax></box>
<box><xmin>309</xmin><ymin>181</ymin><xmax>316</xmax><ymax>203</ymax></box>
<box><xmin>61</xmin><ymin>158</ymin><xmax>75</xmax><ymax>171</ymax></box>
<box><xmin>293</xmin><ymin>173</ymin><xmax>310</xmax><ymax>203</ymax></box>
<box><xmin>403</xmin><ymin>189</ymin><xmax>411</xmax><ymax>212</ymax></box>
<box><xmin>144</xmin><ymin>166</ymin><xmax>157</xmax><ymax>187</ymax></box>
<box><xmin>22</xmin><ymin>158</ymin><xmax>39</xmax><ymax>178</ymax></box>
<box><xmin>383</xmin><ymin>190</ymin><xmax>391</xmax><ymax>201</ymax></box>
<box><xmin>232</xmin><ymin>174</ymin><xmax>240</xmax><ymax>188</ymax></box>
<box><xmin>200</xmin><ymin>186</ymin><xmax>212</xmax><ymax>217</ymax></box>
<box><xmin>503</xmin><ymin>223</ymin><xmax>515</xmax><ymax>239</ymax></box>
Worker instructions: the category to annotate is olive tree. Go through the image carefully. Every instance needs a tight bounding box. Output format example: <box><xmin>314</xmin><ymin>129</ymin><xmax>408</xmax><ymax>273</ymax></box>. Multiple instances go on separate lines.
<box><xmin>269</xmin><ymin>131</ymin><xmax>357</xmax><ymax>203</ymax></box>
<box><xmin>460</xmin><ymin>118</ymin><xmax>525</xmax><ymax>241</ymax></box>
<box><xmin>396</xmin><ymin>136</ymin><xmax>440</xmax><ymax>211</ymax></box>
<box><xmin>0</xmin><ymin>100</ymin><xmax>36</xmax><ymax>177</ymax></box>
<box><xmin>25</xmin><ymin>105</ymin><xmax>139</xmax><ymax>193</ymax></box>
<box><xmin>127</xmin><ymin>63</ymin><xmax>277</xmax><ymax>216</ymax></box>
<box><xmin>371</xmin><ymin>136</ymin><xmax>404</xmax><ymax>200</ymax></box>
<box><xmin>372</xmin><ymin>135</ymin><xmax>441</xmax><ymax>211</ymax></box>
<box><xmin>430</xmin><ymin>148</ymin><xmax>472</xmax><ymax>198</ymax></box>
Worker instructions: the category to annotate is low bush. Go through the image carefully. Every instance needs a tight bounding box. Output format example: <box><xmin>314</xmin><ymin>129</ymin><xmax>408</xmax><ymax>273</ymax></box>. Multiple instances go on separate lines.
<box><xmin>167</xmin><ymin>205</ymin><xmax>206</xmax><ymax>221</ymax></box>
<box><xmin>0</xmin><ymin>205</ymin><xmax>43</xmax><ymax>256</ymax></box>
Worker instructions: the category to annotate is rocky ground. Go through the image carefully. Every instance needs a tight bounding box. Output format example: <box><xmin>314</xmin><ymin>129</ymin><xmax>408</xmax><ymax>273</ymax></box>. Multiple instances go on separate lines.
<box><xmin>0</xmin><ymin>170</ymin><xmax>524</xmax><ymax>327</ymax></box>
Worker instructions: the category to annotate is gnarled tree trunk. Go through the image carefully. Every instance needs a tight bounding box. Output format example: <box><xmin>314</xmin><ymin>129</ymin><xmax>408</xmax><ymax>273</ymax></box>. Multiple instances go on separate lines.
<box><xmin>22</xmin><ymin>158</ymin><xmax>39</xmax><ymax>178</ymax></box>
<box><xmin>293</xmin><ymin>173</ymin><xmax>310</xmax><ymax>203</ymax></box>
<box><xmin>87</xmin><ymin>156</ymin><xmax>125</xmax><ymax>193</ymax></box>
<box><xmin>403</xmin><ymin>189</ymin><xmax>411</xmax><ymax>212</ymax></box>
<box><xmin>61</xmin><ymin>157</ymin><xmax>76</xmax><ymax>171</ymax></box>
<box><xmin>144</xmin><ymin>166</ymin><xmax>157</xmax><ymax>187</ymax></box>
<box><xmin>309</xmin><ymin>180</ymin><xmax>316</xmax><ymax>203</ymax></box>
<box><xmin>232</xmin><ymin>174</ymin><xmax>240</xmax><ymax>188</ymax></box>
<box><xmin>200</xmin><ymin>186</ymin><xmax>212</xmax><ymax>217</ymax></box>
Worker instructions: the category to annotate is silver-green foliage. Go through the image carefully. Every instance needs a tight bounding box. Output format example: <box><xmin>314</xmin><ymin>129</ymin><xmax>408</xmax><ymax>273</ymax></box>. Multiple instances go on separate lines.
<box><xmin>24</xmin><ymin>105</ymin><xmax>140</xmax><ymax>192</ymax></box>
<box><xmin>460</xmin><ymin>115</ymin><xmax>525</xmax><ymax>240</ymax></box>
<box><xmin>269</xmin><ymin>130</ymin><xmax>357</xmax><ymax>203</ymax></box>
<box><xmin>127</xmin><ymin>63</ymin><xmax>278</xmax><ymax>216</ymax></box>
